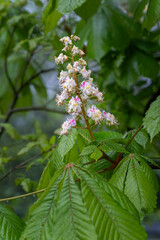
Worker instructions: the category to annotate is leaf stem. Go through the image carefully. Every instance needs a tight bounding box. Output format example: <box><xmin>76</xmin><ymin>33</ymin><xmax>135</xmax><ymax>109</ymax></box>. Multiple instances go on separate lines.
<box><xmin>0</xmin><ymin>188</ymin><xmax>46</xmax><ymax>202</ymax></box>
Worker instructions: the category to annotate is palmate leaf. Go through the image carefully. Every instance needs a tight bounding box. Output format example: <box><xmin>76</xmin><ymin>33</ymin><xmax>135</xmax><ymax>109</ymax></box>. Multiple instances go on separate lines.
<box><xmin>20</xmin><ymin>164</ymin><xmax>147</xmax><ymax>240</ymax></box>
<box><xmin>143</xmin><ymin>0</ymin><xmax>160</xmax><ymax>30</ymax></box>
<box><xmin>75</xmin><ymin>167</ymin><xmax>147</xmax><ymax>240</ymax></box>
<box><xmin>143</xmin><ymin>95</ymin><xmax>160</xmax><ymax>141</ymax></box>
<box><xmin>51</xmin><ymin>167</ymin><xmax>97</xmax><ymax>240</ymax></box>
<box><xmin>19</xmin><ymin>170</ymin><xmax>64</xmax><ymax>240</ymax></box>
<box><xmin>56</xmin><ymin>0</ymin><xmax>87</xmax><ymax>14</ymax></box>
<box><xmin>109</xmin><ymin>154</ymin><xmax>158</xmax><ymax>216</ymax></box>
<box><xmin>0</xmin><ymin>204</ymin><xmax>24</xmax><ymax>240</ymax></box>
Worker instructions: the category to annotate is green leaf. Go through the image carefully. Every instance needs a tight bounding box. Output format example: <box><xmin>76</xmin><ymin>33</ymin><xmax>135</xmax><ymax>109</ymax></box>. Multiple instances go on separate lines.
<box><xmin>143</xmin><ymin>0</ymin><xmax>160</xmax><ymax>30</ymax></box>
<box><xmin>77</xmin><ymin>129</ymin><xmax>92</xmax><ymax>144</ymax></box>
<box><xmin>0</xmin><ymin>123</ymin><xmax>20</xmax><ymax>140</ymax></box>
<box><xmin>81</xmin><ymin>145</ymin><xmax>97</xmax><ymax>156</ymax></box>
<box><xmin>99</xmin><ymin>141</ymin><xmax>128</xmax><ymax>153</ymax></box>
<box><xmin>134</xmin><ymin>129</ymin><xmax>148</xmax><ymax>149</ymax></box>
<box><xmin>75</xmin><ymin>0</ymin><xmax>101</xmax><ymax>21</ymax></box>
<box><xmin>134</xmin><ymin>0</ymin><xmax>148</xmax><ymax>21</ymax></box>
<box><xmin>51</xmin><ymin>168</ymin><xmax>97</xmax><ymax>240</ymax></box>
<box><xmin>90</xmin><ymin>148</ymin><xmax>103</xmax><ymax>160</ymax></box>
<box><xmin>87</xmin><ymin>7</ymin><xmax>109</xmax><ymax>61</ymax></box>
<box><xmin>56</xmin><ymin>0</ymin><xmax>87</xmax><ymax>14</ymax></box>
<box><xmin>17</xmin><ymin>142</ymin><xmax>39</xmax><ymax>155</ymax></box>
<box><xmin>15</xmin><ymin>177</ymin><xmax>37</xmax><ymax>192</ymax></box>
<box><xmin>75</xmin><ymin>166</ymin><xmax>147</xmax><ymax>240</ymax></box>
<box><xmin>21</xmin><ymin>164</ymin><xmax>147</xmax><ymax>240</ymax></box>
<box><xmin>143</xmin><ymin>95</ymin><xmax>160</xmax><ymax>141</ymax></box>
<box><xmin>109</xmin><ymin>154</ymin><xmax>158</xmax><ymax>216</ymax></box>
<box><xmin>94</xmin><ymin>131</ymin><xmax>122</xmax><ymax>141</ymax></box>
<box><xmin>43</xmin><ymin>0</ymin><xmax>62</xmax><ymax>33</ymax></box>
<box><xmin>58</xmin><ymin>129</ymin><xmax>78</xmax><ymax>159</ymax></box>
<box><xmin>19</xmin><ymin>170</ymin><xmax>63</xmax><ymax>240</ymax></box>
<box><xmin>20</xmin><ymin>168</ymin><xmax>97</xmax><ymax>240</ymax></box>
<box><xmin>64</xmin><ymin>143</ymin><xmax>80</xmax><ymax>163</ymax></box>
<box><xmin>0</xmin><ymin>204</ymin><xmax>24</xmax><ymax>240</ymax></box>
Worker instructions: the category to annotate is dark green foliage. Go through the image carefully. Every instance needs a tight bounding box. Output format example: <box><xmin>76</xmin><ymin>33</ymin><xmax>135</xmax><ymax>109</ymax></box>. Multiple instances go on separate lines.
<box><xmin>0</xmin><ymin>0</ymin><xmax>160</xmax><ymax>239</ymax></box>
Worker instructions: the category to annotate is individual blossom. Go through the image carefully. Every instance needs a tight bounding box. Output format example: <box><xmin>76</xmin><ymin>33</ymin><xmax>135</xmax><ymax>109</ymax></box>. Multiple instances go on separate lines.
<box><xmin>72</xmin><ymin>45</ymin><xmax>79</xmax><ymax>55</ymax></box>
<box><xmin>54</xmin><ymin>53</ymin><xmax>68</xmax><ymax>64</ymax></box>
<box><xmin>61</xmin><ymin>76</ymin><xmax>76</xmax><ymax>92</ymax></box>
<box><xmin>70</xmin><ymin>35</ymin><xmax>80</xmax><ymax>41</ymax></box>
<box><xmin>80</xmin><ymin>80</ymin><xmax>103</xmax><ymax>102</ymax></box>
<box><xmin>58</xmin><ymin>70</ymin><xmax>68</xmax><ymax>83</ymax></box>
<box><xmin>68</xmin><ymin>96</ymin><xmax>82</xmax><ymax>115</ymax></box>
<box><xmin>80</xmin><ymin>81</ymin><xmax>93</xmax><ymax>96</ymax></box>
<box><xmin>80</xmin><ymin>68</ymin><xmax>91</xmax><ymax>79</ymax></box>
<box><xmin>60</xmin><ymin>118</ymin><xmax>76</xmax><ymax>135</ymax></box>
<box><xmin>67</xmin><ymin>63</ymin><xmax>75</xmax><ymax>74</ymax></box>
<box><xmin>79</xmin><ymin>49</ymin><xmax>85</xmax><ymax>56</ymax></box>
<box><xmin>79</xmin><ymin>58</ymin><xmax>86</xmax><ymax>66</ymax></box>
<box><xmin>62</xmin><ymin>45</ymin><xmax>70</xmax><ymax>52</ymax></box>
<box><xmin>87</xmin><ymin>105</ymin><xmax>103</xmax><ymax>123</ymax></box>
<box><xmin>60</xmin><ymin>36</ymin><xmax>72</xmax><ymax>46</ymax></box>
<box><xmin>91</xmin><ymin>87</ymin><xmax>103</xmax><ymax>102</ymax></box>
<box><xmin>103</xmin><ymin>111</ymin><xmax>118</xmax><ymax>125</ymax></box>
<box><xmin>56</xmin><ymin>90</ymin><xmax>69</xmax><ymax>106</ymax></box>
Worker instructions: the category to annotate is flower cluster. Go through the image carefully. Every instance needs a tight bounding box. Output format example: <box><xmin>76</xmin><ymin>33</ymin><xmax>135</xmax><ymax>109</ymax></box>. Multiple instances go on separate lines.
<box><xmin>54</xmin><ymin>35</ymin><xmax>118</xmax><ymax>135</ymax></box>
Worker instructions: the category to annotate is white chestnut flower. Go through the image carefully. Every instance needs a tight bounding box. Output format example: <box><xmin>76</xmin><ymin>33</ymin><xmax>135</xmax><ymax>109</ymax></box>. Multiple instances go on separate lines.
<box><xmin>60</xmin><ymin>36</ymin><xmax>72</xmax><ymax>46</ymax></box>
<box><xmin>72</xmin><ymin>45</ymin><xmax>79</xmax><ymax>55</ymax></box>
<box><xmin>68</xmin><ymin>96</ymin><xmax>82</xmax><ymax>115</ymax></box>
<box><xmin>58</xmin><ymin>70</ymin><xmax>68</xmax><ymax>83</ymax></box>
<box><xmin>80</xmin><ymin>68</ymin><xmax>91</xmax><ymax>79</ymax></box>
<box><xmin>103</xmin><ymin>111</ymin><xmax>118</xmax><ymax>125</ymax></box>
<box><xmin>61</xmin><ymin>76</ymin><xmax>76</xmax><ymax>92</ymax></box>
<box><xmin>56</xmin><ymin>90</ymin><xmax>69</xmax><ymax>106</ymax></box>
<box><xmin>87</xmin><ymin>105</ymin><xmax>103</xmax><ymax>123</ymax></box>
<box><xmin>54</xmin><ymin>53</ymin><xmax>68</xmax><ymax>64</ymax></box>
<box><xmin>67</xmin><ymin>63</ymin><xmax>75</xmax><ymax>73</ymax></box>
<box><xmin>70</xmin><ymin>35</ymin><xmax>80</xmax><ymax>41</ymax></box>
<box><xmin>60</xmin><ymin>118</ymin><xmax>76</xmax><ymax>135</ymax></box>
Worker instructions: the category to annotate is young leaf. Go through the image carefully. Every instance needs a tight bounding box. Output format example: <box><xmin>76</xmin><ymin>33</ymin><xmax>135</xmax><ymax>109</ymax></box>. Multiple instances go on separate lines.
<box><xmin>99</xmin><ymin>141</ymin><xmax>128</xmax><ymax>153</ymax></box>
<box><xmin>94</xmin><ymin>131</ymin><xmax>122</xmax><ymax>141</ymax></box>
<box><xmin>81</xmin><ymin>145</ymin><xmax>97</xmax><ymax>156</ymax></box>
<box><xmin>143</xmin><ymin>95</ymin><xmax>160</xmax><ymax>141</ymax></box>
<box><xmin>56</xmin><ymin>0</ymin><xmax>87</xmax><ymax>14</ymax></box>
<box><xmin>143</xmin><ymin>0</ymin><xmax>160</xmax><ymax>30</ymax></box>
<box><xmin>58</xmin><ymin>129</ymin><xmax>78</xmax><ymax>159</ymax></box>
<box><xmin>90</xmin><ymin>148</ymin><xmax>103</xmax><ymax>160</ymax></box>
<box><xmin>0</xmin><ymin>204</ymin><xmax>24</xmax><ymax>240</ymax></box>
<box><xmin>109</xmin><ymin>154</ymin><xmax>158</xmax><ymax>216</ymax></box>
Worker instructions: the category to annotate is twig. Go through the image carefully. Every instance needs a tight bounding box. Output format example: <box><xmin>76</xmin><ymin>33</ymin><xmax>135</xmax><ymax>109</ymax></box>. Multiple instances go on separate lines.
<box><xmin>20</xmin><ymin>67</ymin><xmax>55</xmax><ymax>91</ymax></box>
<box><xmin>10</xmin><ymin>106</ymin><xmax>67</xmax><ymax>115</ymax></box>
<box><xmin>0</xmin><ymin>188</ymin><xmax>46</xmax><ymax>202</ymax></box>
<box><xmin>126</xmin><ymin>125</ymin><xmax>143</xmax><ymax>148</ymax></box>
<box><xmin>116</xmin><ymin>125</ymin><xmax>143</xmax><ymax>164</ymax></box>
<box><xmin>0</xmin><ymin>67</ymin><xmax>55</xmax><ymax>138</ymax></box>
<box><xmin>4</xmin><ymin>25</ymin><xmax>17</xmax><ymax>94</ymax></box>
<box><xmin>0</xmin><ymin>153</ymin><xmax>41</xmax><ymax>182</ymax></box>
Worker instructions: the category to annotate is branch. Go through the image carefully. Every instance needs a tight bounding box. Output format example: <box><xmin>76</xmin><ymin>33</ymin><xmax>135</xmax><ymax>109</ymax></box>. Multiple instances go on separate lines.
<box><xmin>4</xmin><ymin>25</ymin><xmax>17</xmax><ymax>94</ymax></box>
<box><xmin>0</xmin><ymin>188</ymin><xmax>46</xmax><ymax>202</ymax></box>
<box><xmin>0</xmin><ymin>153</ymin><xmax>41</xmax><ymax>182</ymax></box>
<box><xmin>19</xmin><ymin>67</ymin><xmax>55</xmax><ymax>91</ymax></box>
<box><xmin>116</xmin><ymin>125</ymin><xmax>143</xmax><ymax>164</ymax></box>
<box><xmin>10</xmin><ymin>106</ymin><xmax>67</xmax><ymax>115</ymax></box>
<box><xmin>0</xmin><ymin>67</ymin><xmax>55</xmax><ymax>138</ymax></box>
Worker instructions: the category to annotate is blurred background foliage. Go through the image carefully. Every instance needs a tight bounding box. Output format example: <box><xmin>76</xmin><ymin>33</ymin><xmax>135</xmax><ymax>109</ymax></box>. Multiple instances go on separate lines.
<box><xmin>0</xmin><ymin>0</ymin><xmax>160</xmax><ymax>238</ymax></box>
